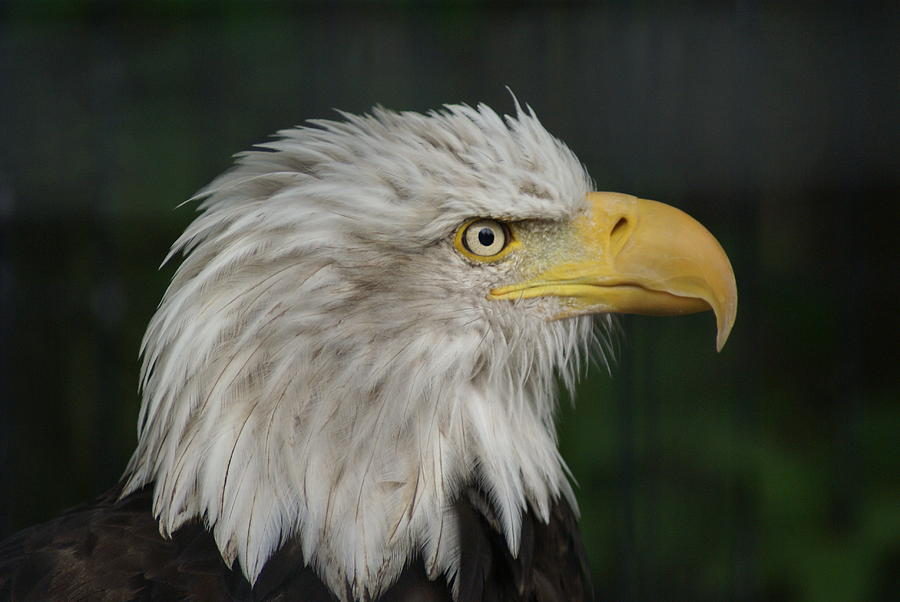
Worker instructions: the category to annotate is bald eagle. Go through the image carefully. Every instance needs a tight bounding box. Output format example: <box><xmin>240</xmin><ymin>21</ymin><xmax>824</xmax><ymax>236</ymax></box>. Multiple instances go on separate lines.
<box><xmin>0</xmin><ymin>103</ymin><xmax>736</xmax><ymax>601</ymax></box>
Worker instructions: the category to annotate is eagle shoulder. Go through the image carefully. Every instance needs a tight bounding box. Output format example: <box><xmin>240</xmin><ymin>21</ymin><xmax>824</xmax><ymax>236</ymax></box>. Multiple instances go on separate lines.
<box><xmin>0</xmin><ymin>486</ymin><xmax>591</xmax><ymax>601</ymax></box>
<box><xmin>0</xmin><ymin>488</ymin><xmax>246</xmax><ymax>600</ymax></box>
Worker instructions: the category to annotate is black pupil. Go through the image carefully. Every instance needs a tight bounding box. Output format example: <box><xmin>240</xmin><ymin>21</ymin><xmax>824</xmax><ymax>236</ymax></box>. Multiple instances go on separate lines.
<box><xmin>477</xmin><ymin>227</ymin><xmax>495</xmax><ymax>247</ymax></box>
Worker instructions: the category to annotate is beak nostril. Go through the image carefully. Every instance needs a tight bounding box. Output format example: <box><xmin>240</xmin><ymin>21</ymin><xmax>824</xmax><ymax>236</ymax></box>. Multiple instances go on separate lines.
<box><xmin>610</xmin><ymin>216</ymin><xmax>629</xmax><ymax>241</ymax></box>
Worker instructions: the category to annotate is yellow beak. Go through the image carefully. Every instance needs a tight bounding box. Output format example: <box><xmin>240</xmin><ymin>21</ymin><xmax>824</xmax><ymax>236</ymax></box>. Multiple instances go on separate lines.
<box><xmin>489</xmin><ymin>192</ymin><xmax>738</xmax><ymax>351</ymax></box>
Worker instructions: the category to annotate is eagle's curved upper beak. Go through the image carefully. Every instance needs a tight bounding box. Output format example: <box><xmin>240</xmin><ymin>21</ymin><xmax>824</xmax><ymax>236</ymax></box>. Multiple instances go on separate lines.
<box><xmin>489</xmin><ymin>192</ymin><xmax>738</xmax><ymax>351</ymax></box>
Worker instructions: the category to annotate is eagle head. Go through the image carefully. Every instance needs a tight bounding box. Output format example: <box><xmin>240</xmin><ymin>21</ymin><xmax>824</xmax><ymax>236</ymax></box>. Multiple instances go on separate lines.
<box><xmin>122</xmin><ymin>103</ymin><xmax>736</xmax><ymax>600</ymax></box>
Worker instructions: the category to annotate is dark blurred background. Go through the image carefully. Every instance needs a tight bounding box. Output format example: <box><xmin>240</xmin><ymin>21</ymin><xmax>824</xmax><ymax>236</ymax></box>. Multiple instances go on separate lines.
<box><xmin>0</xmin><ymin>1</ymin><xmax>897</xmax><ymax>600</ymax></box>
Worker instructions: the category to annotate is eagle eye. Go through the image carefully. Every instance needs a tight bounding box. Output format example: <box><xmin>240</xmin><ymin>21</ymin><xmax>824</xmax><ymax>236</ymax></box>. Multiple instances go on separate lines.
<box><xmin>455</xmin><ymin>219</ymin><xmax>514</xmax><ymax>261</ymax></box>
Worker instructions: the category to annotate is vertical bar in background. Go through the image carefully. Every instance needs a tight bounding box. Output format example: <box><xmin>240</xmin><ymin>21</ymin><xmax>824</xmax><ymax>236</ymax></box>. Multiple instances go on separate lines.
<box><xmin>830</xmin><ymin>183</ymin><xmax>863</xmax><ymax>547</ymax></box>
<box><xmin>89</xmin><ymin>32</ymin><xmax>126</xmax><ymax>494</ymax></box>
<box><xmin>730</xmin><ymin>187</ymin><xmax>760</xmax><ymax>602</ymax></box>
<box><xmin>615</xmin><ymin>315</ymin><xmax>638</xmax><ymax>602</ymax></box>
<box><xmin>641</xmin><ymin>322</ymin><xmax>659</xmax><ymax>602</ymax></box>
<box><xmin>0</xmin><ymin>177</ymin><xmax>14</xmax><ymax>535</ymax></box>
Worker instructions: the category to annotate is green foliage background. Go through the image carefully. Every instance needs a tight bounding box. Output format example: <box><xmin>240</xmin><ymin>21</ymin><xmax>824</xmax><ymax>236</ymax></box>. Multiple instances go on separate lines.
<box><xmin>0</xmin><ymin>2</ymin><xmax>896</xmax><ymax>600</ymax></box>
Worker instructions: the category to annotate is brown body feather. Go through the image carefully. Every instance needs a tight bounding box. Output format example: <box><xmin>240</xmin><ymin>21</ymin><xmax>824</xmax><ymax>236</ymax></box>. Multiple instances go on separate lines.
<box><xmin>0</xmin><ymin>486</ymin><xmax>591</xmax><ymax>601</ymax></box>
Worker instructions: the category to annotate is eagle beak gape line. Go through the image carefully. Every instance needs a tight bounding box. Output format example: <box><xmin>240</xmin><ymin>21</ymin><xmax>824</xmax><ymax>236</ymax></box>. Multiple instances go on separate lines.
<box><xmin>489</xmin><ymin>192</ymin><xmax>738</xmax><ymax>351</ymax></box>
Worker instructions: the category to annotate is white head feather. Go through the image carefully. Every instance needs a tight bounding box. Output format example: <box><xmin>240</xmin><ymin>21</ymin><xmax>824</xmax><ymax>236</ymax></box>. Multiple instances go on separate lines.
<box><xmin>122</xmin><ymin>103</ymin><xmax>611</xmax><ymax>600</ymax></box>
